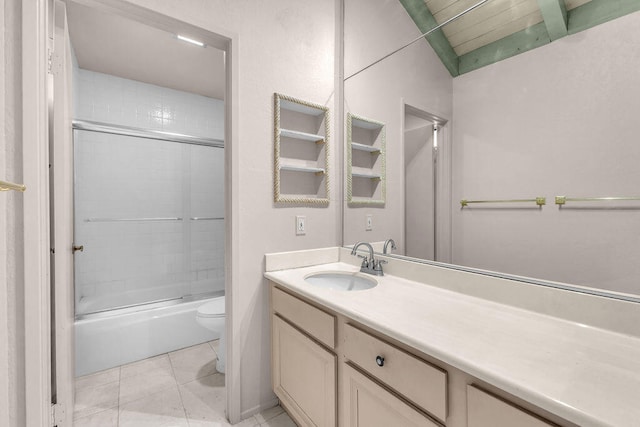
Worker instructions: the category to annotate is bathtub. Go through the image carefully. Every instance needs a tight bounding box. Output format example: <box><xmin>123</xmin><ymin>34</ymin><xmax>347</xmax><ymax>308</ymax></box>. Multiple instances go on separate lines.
<box><xmin>75</xmin><ymin>295</ymin><xmax>222</xmax><ymax>376</ymax></box>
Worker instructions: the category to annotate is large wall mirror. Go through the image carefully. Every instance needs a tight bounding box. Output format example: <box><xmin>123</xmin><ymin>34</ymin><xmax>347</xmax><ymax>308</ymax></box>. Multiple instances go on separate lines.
<box><xmin>343</xmin><ymin>0</ymin><xmax>640</xmax><ymax>302</ymax></box>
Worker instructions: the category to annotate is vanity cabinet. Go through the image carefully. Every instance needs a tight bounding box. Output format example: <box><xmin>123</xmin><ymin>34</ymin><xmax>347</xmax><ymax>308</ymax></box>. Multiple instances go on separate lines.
<box><xmin>343</xmin><ymin>324</ymin><xmax>447</xmax><ymax>422</ymax></box>
<box><xmin>272</xmin><ymin>316</ymin><xmax>336</xmax><ymax>427</ymax></box>
<box><xmin>467</xmin><ymin>385</ymin><xmax>555</xmax><ymax>427</ymax></box>
<box><xmin>271</xmin><ymin>286</ymin><xmax>337</xmax><ymax>427</ymax></box>
<box><xmin>269</xmin><ymin>282</ymin><xmax>567</xmax><ymax>427</ymax></box>
<box><xmin>342</xmin><ymin>364</ymin><xmax>440</xmax><ymax>427</ymax></box>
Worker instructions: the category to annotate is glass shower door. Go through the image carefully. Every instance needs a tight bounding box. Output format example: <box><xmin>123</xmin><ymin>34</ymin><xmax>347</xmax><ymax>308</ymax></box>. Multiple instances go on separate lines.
<box><xmin>73</xmin><ymin>128</ymin><xmax>224</xmax><ymax>317</ymax></box>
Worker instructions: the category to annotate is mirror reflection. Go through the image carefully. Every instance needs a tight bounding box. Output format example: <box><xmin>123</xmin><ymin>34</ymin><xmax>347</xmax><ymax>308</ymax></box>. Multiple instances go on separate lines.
<box><xmin>343</xmin><ymin>0</ymin><xmax>640</xmax><ymax>300</ymax></box>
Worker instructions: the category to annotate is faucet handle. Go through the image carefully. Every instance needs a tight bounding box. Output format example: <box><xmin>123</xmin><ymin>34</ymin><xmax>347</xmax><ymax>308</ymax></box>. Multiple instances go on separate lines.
<box><xmin>357</xmin><ymin>254</ymin><xmax>369</xmax><ymax>267</ymax></box>
<box><xmin>374</xmin><ymin>259</ymin><xmax>387</xmax><ymax>274</ymax></box>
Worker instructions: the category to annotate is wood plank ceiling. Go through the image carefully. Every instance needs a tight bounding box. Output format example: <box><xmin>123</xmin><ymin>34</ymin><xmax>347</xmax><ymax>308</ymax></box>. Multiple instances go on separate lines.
<box><xmin>399</xmin><ymin>0</ymin><xmax>640</xmax><ymax>76</ymax></box>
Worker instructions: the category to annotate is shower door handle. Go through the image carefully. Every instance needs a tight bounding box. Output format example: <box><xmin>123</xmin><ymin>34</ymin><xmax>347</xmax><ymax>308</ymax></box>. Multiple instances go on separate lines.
<box><xmin>72</xmin><ymin>245</ymin><xmax>84</xmax><ymax>253</ymax></box>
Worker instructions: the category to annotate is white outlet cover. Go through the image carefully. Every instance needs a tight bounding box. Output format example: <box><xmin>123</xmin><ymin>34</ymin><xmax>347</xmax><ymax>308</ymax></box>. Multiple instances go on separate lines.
<box><xmin>365</xmin><ymin>214</ymin><xmax>373</xmax><ymax>231</ymax></box>
<box><xmin>296</xmin><ymin>215</ymin><xmax>306</xmax><ymax>235</ymax></box>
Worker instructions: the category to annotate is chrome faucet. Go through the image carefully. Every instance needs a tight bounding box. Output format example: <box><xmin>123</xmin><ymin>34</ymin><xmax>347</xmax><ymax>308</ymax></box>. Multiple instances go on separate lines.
<box><xmin>351</xmin><ymin>242</ymin><xmax>386</xmax><ymax>276</ymax></box>
<box><xmin>383</xmin><ymin>239</ymin><xmax>397</xmax><ymax>254</ymax></box>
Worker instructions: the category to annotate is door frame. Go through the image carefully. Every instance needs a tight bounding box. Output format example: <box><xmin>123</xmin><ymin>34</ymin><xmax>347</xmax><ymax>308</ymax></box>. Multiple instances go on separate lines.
<box><xmin>400</xmin><ymin>100</ymin><xmax>452</xmax><ymax>264</ymax></box>
<box><xmin>23</xmin><ymin>0</ymin><xmax>53</xmax><ymax>424</ymax></box>
<box><xmin>23</xmin><ymin>0</ymin><xmax>241</xmax><ymax>424</ymax></box>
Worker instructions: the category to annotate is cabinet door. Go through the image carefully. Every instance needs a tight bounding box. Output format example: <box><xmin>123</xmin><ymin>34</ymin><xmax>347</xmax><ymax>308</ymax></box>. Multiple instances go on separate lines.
<box><xmin>342</xmin><ymin>364</ymin><xmax>441</xmax><ymax>427</ymax></box>
<box><xmin>467</xmin><ymin>385</ymin><xmax>555</xmax><ymax>427</ymax></box>
<box><xmin>272</xmin><ymin>315</ymin><xmax>336</xmax><ymax>427</ymax></box>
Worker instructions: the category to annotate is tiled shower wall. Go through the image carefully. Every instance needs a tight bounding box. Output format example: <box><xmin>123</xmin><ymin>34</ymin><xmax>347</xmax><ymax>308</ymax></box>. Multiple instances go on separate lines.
<box><xmin>73</xmin><ymin>68</ymin><xmax>224</xmax><ymax>315</ymax></box>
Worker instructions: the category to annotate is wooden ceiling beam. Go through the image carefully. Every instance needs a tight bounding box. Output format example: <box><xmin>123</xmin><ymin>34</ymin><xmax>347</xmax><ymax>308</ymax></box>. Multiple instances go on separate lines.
<box><xmin>399</xmin><ymin>0</ymin><xmax>640</xmax><ymax>76</ymax></box>
<box><xmin>567</xmin><ymin>0</ymin><xmax>640</xmax><ymax>35</ymax></box>
<box><xmin>398</xmin><ymin>0</ymin><xmax>460</xmax><ymax>77</ymax></box>
<box><xmin>458</xmin><ymin>21</ymin><xmax>550</xmax><ymax>74</ymax></box>
<box><xmin>536</xmin><ymin>0</ymin><xmax>568</xmax><ymax>41</ymax></box>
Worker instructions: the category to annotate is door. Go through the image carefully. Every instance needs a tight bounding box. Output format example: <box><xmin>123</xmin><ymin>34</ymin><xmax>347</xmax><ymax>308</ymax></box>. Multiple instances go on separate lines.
<box><xmin>342</xmin><ymin>364</ymin><xmax>440</xmax><ymax>427</ymax></box>
<box><xmin>272</xmin><ymin>315</ymin><xmax>336</xmax><ymax>427</ymax></box>
<box><xmin>50</xmin><ymin>1</ymin><xmax>75</xmax><ymax>425</ymax></box>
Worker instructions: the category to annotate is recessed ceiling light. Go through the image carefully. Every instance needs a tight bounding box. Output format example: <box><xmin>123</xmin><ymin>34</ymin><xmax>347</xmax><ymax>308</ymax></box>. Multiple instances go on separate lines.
<box><xmin>177</xmin><ymin>35</ymin><xmax>205</xmax><ymax>47</ymax></box>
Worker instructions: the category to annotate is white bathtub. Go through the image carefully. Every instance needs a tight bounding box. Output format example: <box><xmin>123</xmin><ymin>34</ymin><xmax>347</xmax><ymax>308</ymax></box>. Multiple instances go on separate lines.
<box><xmin>75</xmin><ymin>297</ymin><xmax>221</xmax><ymax>376</ymax></box>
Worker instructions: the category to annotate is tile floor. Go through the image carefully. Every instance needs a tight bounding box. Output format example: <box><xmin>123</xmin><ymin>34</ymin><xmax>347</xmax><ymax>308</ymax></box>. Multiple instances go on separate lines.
<box><xmin>74</xmin><ymin>340</ymin><xmax>296</xmax><ymax>427</ymax></box>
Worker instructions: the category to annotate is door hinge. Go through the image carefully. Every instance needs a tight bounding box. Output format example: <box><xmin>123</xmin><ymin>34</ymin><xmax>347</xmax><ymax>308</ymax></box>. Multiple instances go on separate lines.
<box><xmin>47</xmin><ymin>48</ymin><xmax>53</xmax><ymax>74</ymax></box>
<box><xmin>47</xmin><ymin>48</ymin><xmax>54</xmax><ymax>74</ymax></box>
<box><xmin>51</xmin><ymin>403</ymin><xmax>65</xmax><ymax>426</ymax></box>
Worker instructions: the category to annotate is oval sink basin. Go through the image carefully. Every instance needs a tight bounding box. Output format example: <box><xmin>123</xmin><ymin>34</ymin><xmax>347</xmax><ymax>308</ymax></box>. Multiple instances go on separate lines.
<box><xmin>304</xmin><ymin>272</ymin><xmax>377</xmax><ymax>291</ymax></box>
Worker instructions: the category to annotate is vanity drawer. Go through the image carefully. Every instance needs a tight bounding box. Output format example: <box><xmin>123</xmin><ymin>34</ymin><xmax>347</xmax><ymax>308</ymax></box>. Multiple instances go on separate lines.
<box><xmin>343</xmin><ymin>323</ymin><xmax>447</xmax><ymax>422</ymax></box>
<box><xmin>467</xmin><ymin>385</ymin><xmax>555</xmax><ymax>427</ymax></box>
<box><xmin>271</xmin><ymin>285</ymin><xmax>335</xmax><ymax>349</ymax></box>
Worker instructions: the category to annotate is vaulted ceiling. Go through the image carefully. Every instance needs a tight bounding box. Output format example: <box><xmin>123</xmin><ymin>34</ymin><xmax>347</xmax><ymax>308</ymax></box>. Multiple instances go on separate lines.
<box><xmin>399</xmin><ymin>0</ymin><xmax>640</xmax><ymax>76</ymax></box>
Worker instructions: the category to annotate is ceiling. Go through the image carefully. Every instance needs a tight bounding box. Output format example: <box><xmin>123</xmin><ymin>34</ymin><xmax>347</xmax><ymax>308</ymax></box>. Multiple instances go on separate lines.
<box><xmin>400</xmin><ymin>0</ymin><xmax>640</xmax><ymax>76</ymax></box>
<box><xmin>66</xmin><ymin>2</ymin><xmax>225</xmax><ymax>99</ymax></box>
<box><xmin>66</xmin><ymin>1</ymin><xmax>640</xmax><ymax>89</ymax></box>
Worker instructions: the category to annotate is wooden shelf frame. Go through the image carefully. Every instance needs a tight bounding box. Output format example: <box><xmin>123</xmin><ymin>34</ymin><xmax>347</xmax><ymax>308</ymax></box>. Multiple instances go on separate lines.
<box><xmin>274</xmin><ymin>93</ymin><xmax>330</xmax><ymax>205</ymax></box>
<box><xmin>347</xmin><ymin>113</ymin><xmax>386</xmax><ymax>206</ymax></box>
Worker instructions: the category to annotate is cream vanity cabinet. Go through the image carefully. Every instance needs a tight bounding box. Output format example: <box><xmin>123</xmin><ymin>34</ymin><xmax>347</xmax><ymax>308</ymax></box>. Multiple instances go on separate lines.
<box><xmin>270</xmin><ymin>283</ymin><xmax>568</xmax><ymax>427</ymax></box>
<box><xmin>342</xmin><ymin>323</ymin><xmax>446</xmax><ymax>427</ymax></box>
<box><xmin>271</xmin><ymin>286</ymin><xmax>337</xmax><ymax>426</ymax></box>
<box><xmin>466</xmin><ymin>385</ymin><xmax>555</xmax><ymax>427</ymax></box>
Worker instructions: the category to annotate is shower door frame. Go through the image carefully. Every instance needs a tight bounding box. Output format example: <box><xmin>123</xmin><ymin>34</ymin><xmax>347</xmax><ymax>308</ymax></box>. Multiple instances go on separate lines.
<box><xmin>71</xmin><ymin>121</ymin><xmax>225</xmax><ymax>318</ymax></box>
<box><xmin>24</xmin><ymin>0</ymin><xmax>242</xmax><ymax>425</ymax></box>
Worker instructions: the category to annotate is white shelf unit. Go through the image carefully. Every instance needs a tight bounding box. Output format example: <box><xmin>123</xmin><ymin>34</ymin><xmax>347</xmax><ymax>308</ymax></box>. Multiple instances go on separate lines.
<box><xmin>274</xmin><ymin>93</ymin><xmax>330</xmax><ymax>204</ymax></box>
<box><xmin>347</xmin><ymin>113</ymin><xmax>386</xmax><ymax>205</ymax></box>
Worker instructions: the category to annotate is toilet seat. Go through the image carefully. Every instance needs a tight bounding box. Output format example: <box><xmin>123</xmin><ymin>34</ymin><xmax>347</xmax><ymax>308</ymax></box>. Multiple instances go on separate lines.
<box><xmin>197</xmin><ymin>298</ymin><xmax>225</xmax><ymax>318</ymax></box>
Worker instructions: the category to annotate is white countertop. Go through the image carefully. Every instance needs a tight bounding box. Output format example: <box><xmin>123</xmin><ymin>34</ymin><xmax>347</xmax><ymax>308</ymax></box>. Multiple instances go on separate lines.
<box><xmin>265</xmin><ymin>261</ymin><xmax>640</xmax><ymax>427</ymax></box>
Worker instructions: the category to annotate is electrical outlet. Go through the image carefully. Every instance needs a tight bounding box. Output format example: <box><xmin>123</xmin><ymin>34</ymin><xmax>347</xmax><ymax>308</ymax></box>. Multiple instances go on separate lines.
<box><xmin>366</xmin><ymin>214</ymin><xmax>373</xmax><ymax>231</ymax></box>
<box><xmin>296</xmin><ymin>215</ymin><xmax>306</xmax><ymax>235</ymax></box>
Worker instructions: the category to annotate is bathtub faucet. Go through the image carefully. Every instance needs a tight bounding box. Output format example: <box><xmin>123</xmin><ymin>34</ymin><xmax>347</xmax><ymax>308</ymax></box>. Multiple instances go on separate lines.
<box><xmin>351</xmin><ymin>242</ymin><xmax>386</xmax><ymax>276</ymax></box>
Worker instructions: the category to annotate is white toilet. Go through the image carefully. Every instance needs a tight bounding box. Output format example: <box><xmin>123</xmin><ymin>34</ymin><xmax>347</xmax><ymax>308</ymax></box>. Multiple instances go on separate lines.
<box><xmin>196</xmin><ymin>297</ymin><xmax>226</xmax><ymax>373</ymax></box>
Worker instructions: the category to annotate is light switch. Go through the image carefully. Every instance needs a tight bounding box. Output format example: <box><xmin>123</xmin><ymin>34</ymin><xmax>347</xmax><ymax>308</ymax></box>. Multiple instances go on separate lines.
<box><xmin>366</xmin><ymin>214</ymin><xmax>373</xmax><ymax>231</ymax></box>
<box><xmin>296</xmin><ymin>215</ymin><xmax>306</xmax><ymax>235</ymax></box>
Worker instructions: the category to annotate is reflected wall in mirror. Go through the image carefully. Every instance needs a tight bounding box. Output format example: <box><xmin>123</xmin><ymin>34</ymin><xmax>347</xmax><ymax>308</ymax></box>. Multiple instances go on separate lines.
<box><xmin>343</xmin><ymin>0</ymin><xmax>640</xmax><ymax>300</ymax></box>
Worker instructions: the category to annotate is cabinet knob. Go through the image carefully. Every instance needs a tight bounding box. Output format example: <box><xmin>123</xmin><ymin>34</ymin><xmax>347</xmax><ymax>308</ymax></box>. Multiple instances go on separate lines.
<box><xmin>375</xmin><ymin>355</ymin><xmax>385</xmax><ymax>367</ymax></box>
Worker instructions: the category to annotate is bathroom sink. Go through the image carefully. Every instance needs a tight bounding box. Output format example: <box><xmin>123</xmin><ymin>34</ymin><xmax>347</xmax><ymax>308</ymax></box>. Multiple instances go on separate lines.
<box><xmin>304</xmin><ymin>272</ymin><xmax>377</xmax><ymax>291</ymax></box>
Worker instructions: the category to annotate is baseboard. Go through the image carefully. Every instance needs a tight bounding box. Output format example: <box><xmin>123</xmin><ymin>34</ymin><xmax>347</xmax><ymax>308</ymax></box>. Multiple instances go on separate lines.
<box><xmin>240</xmin><ymin>397</ymin><xmax>280</xmax><ymax>420</ymax></box>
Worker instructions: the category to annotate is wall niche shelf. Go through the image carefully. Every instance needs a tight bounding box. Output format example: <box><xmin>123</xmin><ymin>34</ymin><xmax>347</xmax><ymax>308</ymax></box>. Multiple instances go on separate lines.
<box><xmin>274</xmin><ymin>93</ymin><xmax>330</xmax><ymax>205</ymax></box>
<box><xmin>351</xmin><ymin>142</ymin><xmax>380</xmax><ymax>153</ymax></box>
<box><xmin>347</xmin><ymin>113</ymin><xmax>386</xmax><ymax>205</ymax></box>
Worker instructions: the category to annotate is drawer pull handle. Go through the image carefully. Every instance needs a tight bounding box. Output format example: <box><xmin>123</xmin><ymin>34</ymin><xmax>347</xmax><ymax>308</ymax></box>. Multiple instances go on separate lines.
<box><xmin>375</xmin><ymin>355</ymin><xmax>385</xmax><ymax>367</ymax></box>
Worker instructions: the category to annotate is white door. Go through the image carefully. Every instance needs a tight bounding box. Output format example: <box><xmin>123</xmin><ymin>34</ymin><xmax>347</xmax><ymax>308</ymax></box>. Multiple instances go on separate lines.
<box><xmin>50</xmin><ymin>1</ymin><xmax>75</xmax><ymax>425</ymax></box>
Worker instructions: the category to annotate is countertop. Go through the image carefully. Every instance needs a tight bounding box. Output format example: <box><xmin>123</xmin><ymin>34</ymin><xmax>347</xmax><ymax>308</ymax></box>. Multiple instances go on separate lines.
<box><xmin>265</xmin><ymin>261</ymin><xmax>640</xmax><ymax>427</ymax></box>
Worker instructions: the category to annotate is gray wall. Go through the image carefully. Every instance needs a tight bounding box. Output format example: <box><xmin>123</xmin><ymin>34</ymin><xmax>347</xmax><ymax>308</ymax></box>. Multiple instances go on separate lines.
<box><xmin>343</xmin><ymin>0</ymin><xmax>453</xmax><ymax>251</ymax></box>
<box><xmin>452</xmin><ymin>11</ymin><xmax>640</xmax><ymax>295</ymax></box>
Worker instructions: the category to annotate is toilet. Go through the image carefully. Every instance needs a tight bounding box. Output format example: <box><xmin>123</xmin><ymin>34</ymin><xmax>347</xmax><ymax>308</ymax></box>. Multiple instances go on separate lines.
<box><xmin>196</xmin><ymin>297</ymin><xmax>226</xmax><ymax>373</ymax></box>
